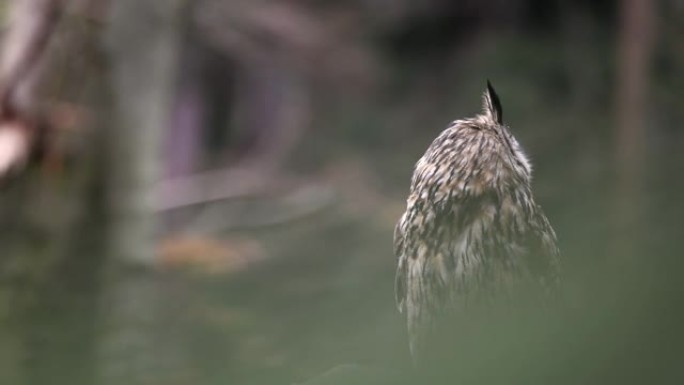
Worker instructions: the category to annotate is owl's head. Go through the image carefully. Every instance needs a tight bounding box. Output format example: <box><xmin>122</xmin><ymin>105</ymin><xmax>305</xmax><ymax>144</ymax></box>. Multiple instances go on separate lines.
<box><xmin>477</xmin><ymin>81</ymin><xmax>533</xmax><ymax>180</ymax></box>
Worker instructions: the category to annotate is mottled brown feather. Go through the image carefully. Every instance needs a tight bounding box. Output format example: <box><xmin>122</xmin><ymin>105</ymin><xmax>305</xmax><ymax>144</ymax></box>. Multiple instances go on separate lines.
<box><xmin>394</xmin><ymin>83</ymin><xmax>560</xmax><ymax>361</ymax></box>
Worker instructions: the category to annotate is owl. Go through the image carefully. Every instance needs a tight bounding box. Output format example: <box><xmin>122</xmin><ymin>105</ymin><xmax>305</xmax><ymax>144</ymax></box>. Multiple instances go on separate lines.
<box><xmin>393</xmin><ymin>82</ymin><xmax>560</xmax><ymax>362</ymax></box>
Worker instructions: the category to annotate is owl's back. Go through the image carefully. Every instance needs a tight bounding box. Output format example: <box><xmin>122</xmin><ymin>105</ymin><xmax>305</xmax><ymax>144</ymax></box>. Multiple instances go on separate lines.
<box><xmin>394</xmin><ymin>83</ymin><xmax>559</xmax><ymax>361</ymax></box>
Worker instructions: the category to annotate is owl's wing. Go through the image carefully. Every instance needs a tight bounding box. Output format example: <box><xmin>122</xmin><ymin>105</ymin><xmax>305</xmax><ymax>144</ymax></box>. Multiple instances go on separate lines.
<box><xmin>394</xmin><ymin>215</ymin><xmax>408</xmax><ymax>313</ymax></box>
<box><xmin>525</xmin><ymin>207</ymin><xmax>561</xmax><ymax>293</ymax></box>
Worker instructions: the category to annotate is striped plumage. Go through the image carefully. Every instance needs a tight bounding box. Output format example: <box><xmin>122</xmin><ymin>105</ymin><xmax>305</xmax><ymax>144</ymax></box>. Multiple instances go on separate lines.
<box><xmin>394</xmin><ymin>82</ymin><xmax>560</xmax><ymax>361</ymax></box>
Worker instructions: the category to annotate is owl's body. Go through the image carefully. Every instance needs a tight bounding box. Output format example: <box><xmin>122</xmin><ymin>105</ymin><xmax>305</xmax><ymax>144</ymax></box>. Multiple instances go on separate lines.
<box><xmin>394</xmin><ymin>82</ymin><xmax>559</xmax><ymax>360</ymax></box>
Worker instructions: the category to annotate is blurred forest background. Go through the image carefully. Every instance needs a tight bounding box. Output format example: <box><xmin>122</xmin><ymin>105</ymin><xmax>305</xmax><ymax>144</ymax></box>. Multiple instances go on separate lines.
<box><xmin>0</xmin><ymin>0</ymin><xmax>682</xmax><ymax>384</ymax></box>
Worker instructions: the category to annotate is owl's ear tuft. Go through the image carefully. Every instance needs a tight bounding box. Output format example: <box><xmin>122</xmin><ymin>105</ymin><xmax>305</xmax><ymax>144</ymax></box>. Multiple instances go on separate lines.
<box><xmin>482</xmin><ymin>80</ymin><xmax>503</xmax><ymax>125</ymax></box>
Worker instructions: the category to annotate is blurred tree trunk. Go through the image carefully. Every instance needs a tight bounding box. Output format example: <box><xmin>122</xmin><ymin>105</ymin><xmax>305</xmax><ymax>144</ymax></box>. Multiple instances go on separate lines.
<box><xmin>105</xmin><ymin>0</ymin><xmax>182</xmax><ymax>266</ymax></box>
<box><xmin>613</xmin><ymin>0</ymin><xmax>656</xmax><ymax>257</ymax></box>
<box><xmin>99</xmin><ymin>1</ymin><xmax>193</xmax><ymax>384</ymax></box>
<box><xmin>0</xmin><ymin>1</ymin><xmax>111</xmax><ymax>385</ymax></box>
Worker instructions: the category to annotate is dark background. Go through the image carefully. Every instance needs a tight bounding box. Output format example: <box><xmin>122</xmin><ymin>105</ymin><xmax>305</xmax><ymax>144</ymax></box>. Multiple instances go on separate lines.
<box><xmin>0</xmin><ymin>0</ymin><xmax>682</xmax><ymax>384</ymax></box>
